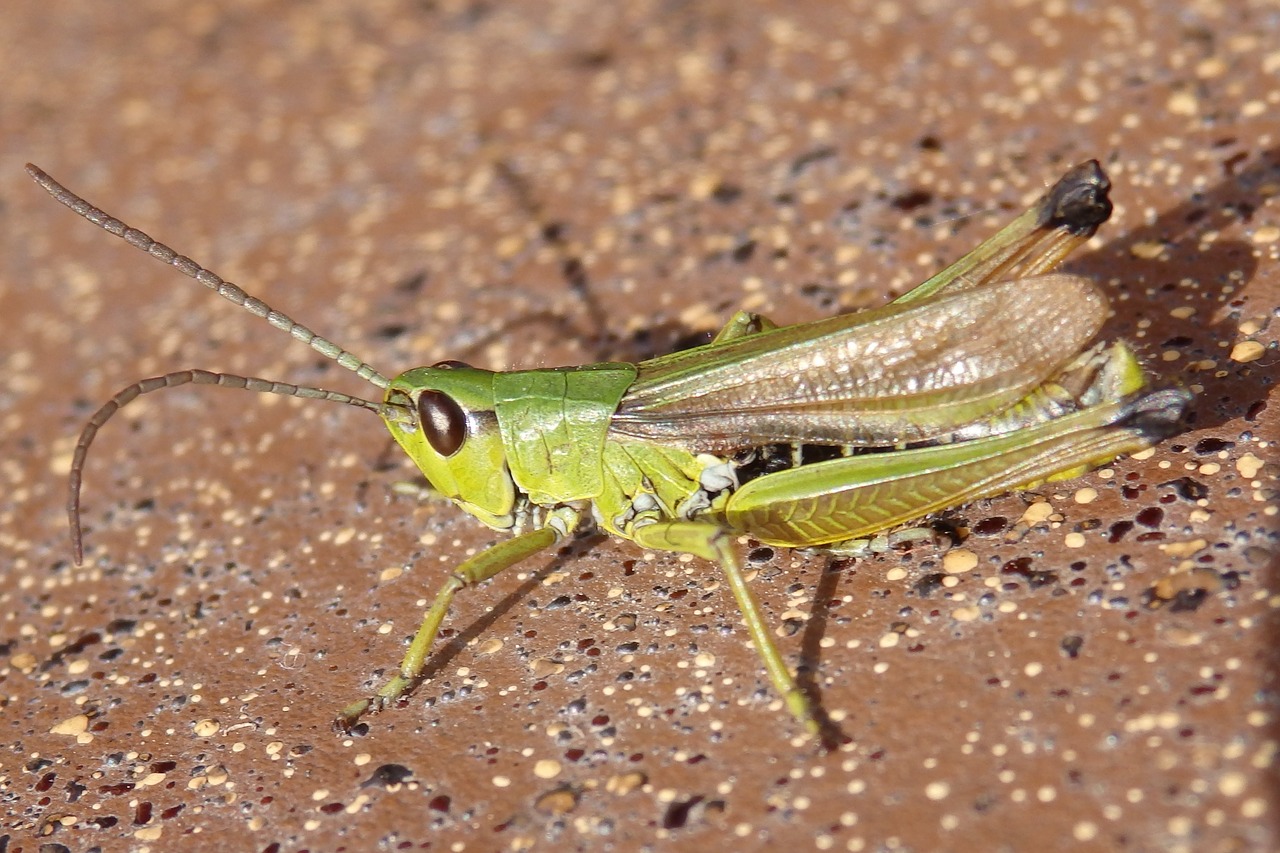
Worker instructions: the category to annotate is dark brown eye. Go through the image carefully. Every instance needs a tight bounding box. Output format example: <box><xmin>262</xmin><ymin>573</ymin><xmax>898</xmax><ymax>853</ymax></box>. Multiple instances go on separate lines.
<box><xmin>432</xmin><ymin>359</ymin><xmax>471</xmax><ymax>370</ymax></box>
<box><xmin>416</xmin><ymin>390</ymin><xmax>467</xmax><ymax>457</ymax></box>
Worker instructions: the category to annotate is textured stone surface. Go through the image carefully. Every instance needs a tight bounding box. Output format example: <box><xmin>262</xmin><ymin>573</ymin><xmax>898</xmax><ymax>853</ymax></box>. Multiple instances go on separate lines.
<box><xmin>2</xmin><ymin>1</ymin><xmax>1276</xmax><ymax>850</ymax></box>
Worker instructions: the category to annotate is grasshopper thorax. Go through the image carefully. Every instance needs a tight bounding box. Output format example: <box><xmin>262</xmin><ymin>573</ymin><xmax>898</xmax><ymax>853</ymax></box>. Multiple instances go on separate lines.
<box><xmin>384</xmin><ymin>363</ymin><xmax>518</xmax><ymax>528</ymax></box>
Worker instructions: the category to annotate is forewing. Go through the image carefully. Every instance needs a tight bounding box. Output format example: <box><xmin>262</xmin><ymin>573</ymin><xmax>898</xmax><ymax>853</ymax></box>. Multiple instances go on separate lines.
<box><xmin>610</xmin><ymin>274</ymin><xmax>1106</xmax><ymax>451</ymax></box>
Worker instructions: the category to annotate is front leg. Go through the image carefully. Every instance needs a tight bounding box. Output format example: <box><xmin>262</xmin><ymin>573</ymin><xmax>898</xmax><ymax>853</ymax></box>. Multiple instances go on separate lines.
<box><xmin>337</xmin><ymin>509</ymin><xmax>580</xmax><ymax>730</ymax></box>
<box><xmin>710</xmin><ymin>310</ymin><xmax>779</xmax><ymax>344</ymax></box>
<box><xmin>631</xmin><ymin>520</ymin><xmax>819</xmax><ymax>736</ymax></box>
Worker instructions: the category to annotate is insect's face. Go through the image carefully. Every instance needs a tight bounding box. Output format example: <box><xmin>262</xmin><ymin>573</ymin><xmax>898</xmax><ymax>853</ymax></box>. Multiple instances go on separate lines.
<box><xmin>383</xmin><ymin>363</ymin><xmax>517</xmax><ymax>528</ymax></box>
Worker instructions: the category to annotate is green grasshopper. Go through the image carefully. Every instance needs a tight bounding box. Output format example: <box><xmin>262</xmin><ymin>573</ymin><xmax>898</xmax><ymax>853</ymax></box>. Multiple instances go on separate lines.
<box><xmin>29</xmin><ymin>161</ymin><xmax>1189</xmax><ymax>736</ymax></box>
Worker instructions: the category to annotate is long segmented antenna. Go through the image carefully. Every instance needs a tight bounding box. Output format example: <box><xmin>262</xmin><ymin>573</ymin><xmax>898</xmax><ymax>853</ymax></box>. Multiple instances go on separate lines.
<box><xmin>26</xmin><ymin>164</ymin><xmax>391</xmax><ymax>388</ymax></box>
<box><xmin>68</xmin><ymin>371</ymin><xmax>413</xmax><ymax>564</ymax></box>
<box><xmin>26</xmin><ymin>164</ymin><xmax>417</xmax><ymax>564</ymax></box>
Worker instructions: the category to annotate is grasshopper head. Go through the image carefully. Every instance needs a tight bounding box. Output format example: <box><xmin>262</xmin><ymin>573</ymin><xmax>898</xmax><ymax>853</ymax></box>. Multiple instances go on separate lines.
<box><xmin>383</xmin><ymin>362</ymin><xmax>518</xmax><ymax>528</ymax></box>
<box><xmin>27</xmin><ymin>163</ymin><xmax>527</xmax><ymax>560</ymax></box>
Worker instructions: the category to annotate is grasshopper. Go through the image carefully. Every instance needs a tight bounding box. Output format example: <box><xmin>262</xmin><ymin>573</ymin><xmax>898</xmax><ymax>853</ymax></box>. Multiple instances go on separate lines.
<box><xmin>29</xmin><ymin>160</ymin><xmax>1189</xmax><ymax>735</ymax></box>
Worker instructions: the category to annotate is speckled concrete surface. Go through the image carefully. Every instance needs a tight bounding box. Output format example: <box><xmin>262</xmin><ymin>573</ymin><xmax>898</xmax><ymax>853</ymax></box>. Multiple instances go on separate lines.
<box><xmin>1</xmin><ymin>2</ymin><xmax>1277</xmax><ymax>851</ymax></box>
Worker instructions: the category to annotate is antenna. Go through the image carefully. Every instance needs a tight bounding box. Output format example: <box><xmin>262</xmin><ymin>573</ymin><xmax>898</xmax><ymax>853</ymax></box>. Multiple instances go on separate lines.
<box><xmin>27</xmin><ymin>164</ymin><xmax>392</xmax><ymax>389</ymax></box>
<box><xmin>26</xmin><ymin>165</ymin><xmax>415</xmax><ymax>564</ymax></box>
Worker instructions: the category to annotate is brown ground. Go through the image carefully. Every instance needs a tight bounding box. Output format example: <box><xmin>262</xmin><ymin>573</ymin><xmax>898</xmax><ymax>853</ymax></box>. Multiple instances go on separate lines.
<box><xmin>1</xmin><ymin>2</ymin><xmax>1276</xmax><ymax>851</ymax></box>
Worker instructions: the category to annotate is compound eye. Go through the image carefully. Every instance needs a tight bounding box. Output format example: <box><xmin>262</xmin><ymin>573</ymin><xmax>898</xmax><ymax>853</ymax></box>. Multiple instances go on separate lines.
<box><xmin>432</xmin><ymin>359</ymin><xmax>471</xmax><ymax>370</ymax></box>
<box><xmin>416</xmin><ymin>390</ymin><xmax>467</xmax><ymax>457</ymax></box>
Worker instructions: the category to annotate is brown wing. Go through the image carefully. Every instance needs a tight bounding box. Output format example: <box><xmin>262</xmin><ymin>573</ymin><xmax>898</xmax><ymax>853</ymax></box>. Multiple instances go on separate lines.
<box><xmin>610</xmin><ymin>274</ymin><xmax>1107</xmax><ymax>452</ymax></box>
